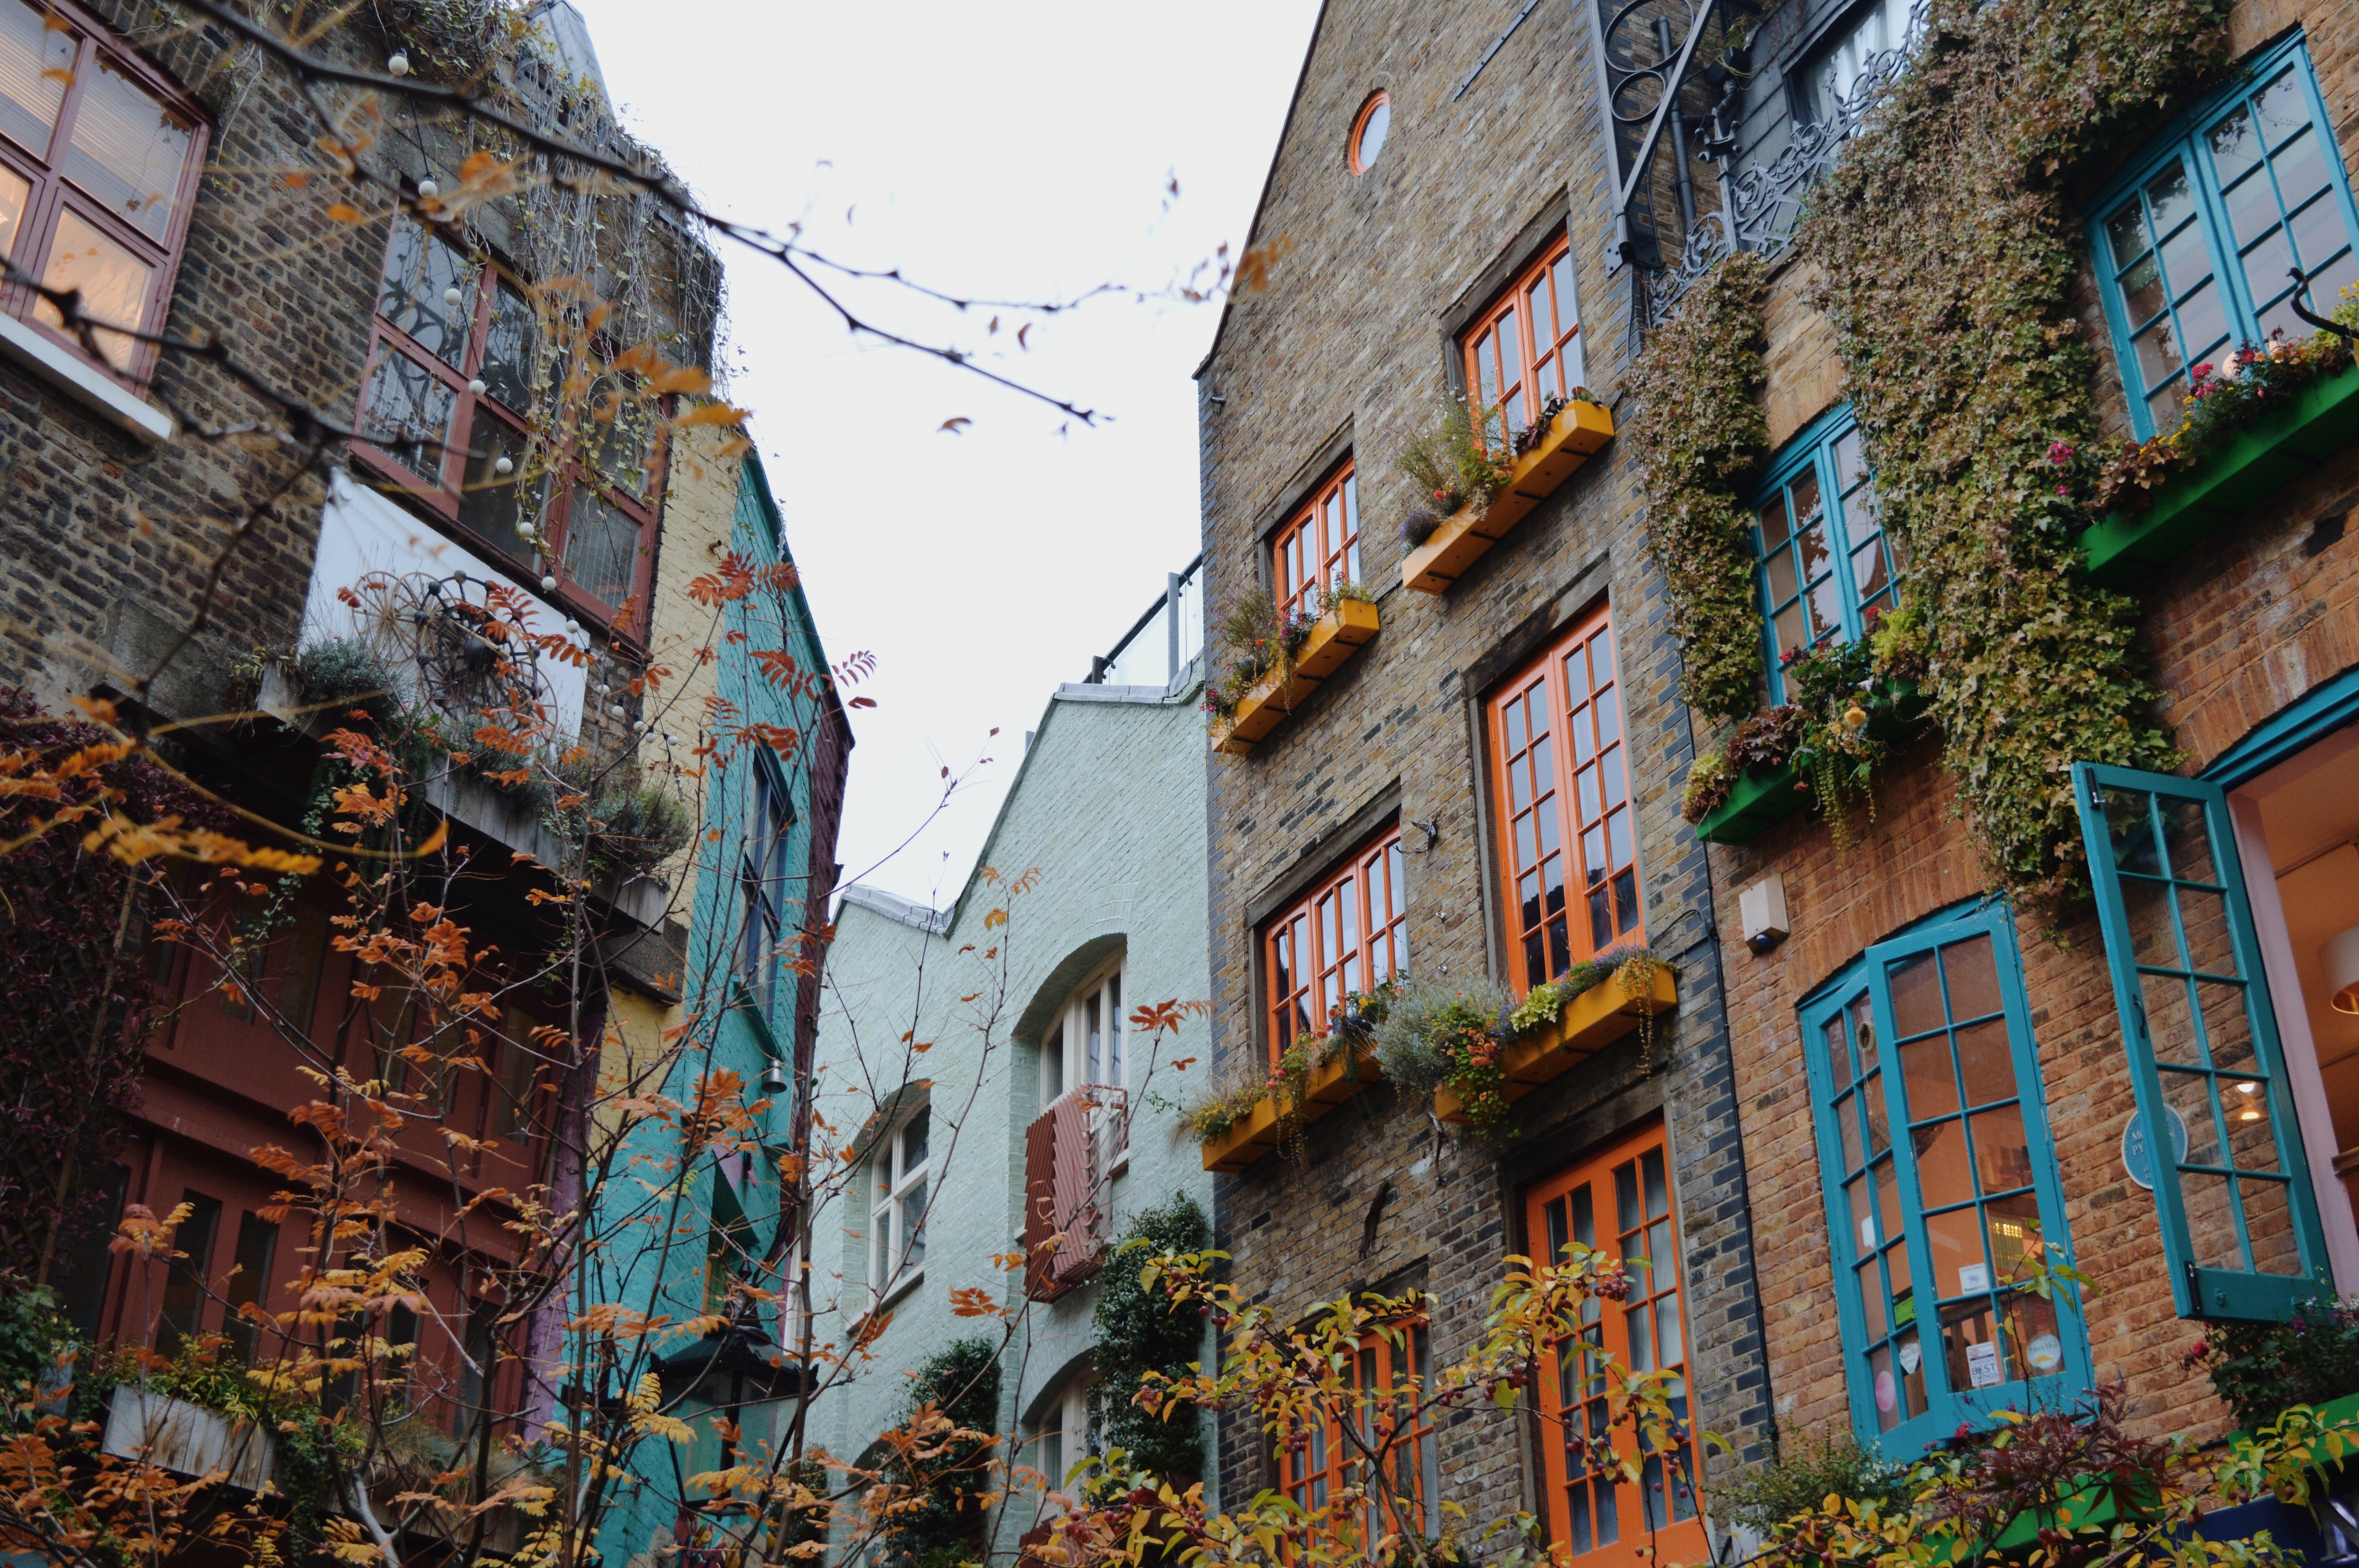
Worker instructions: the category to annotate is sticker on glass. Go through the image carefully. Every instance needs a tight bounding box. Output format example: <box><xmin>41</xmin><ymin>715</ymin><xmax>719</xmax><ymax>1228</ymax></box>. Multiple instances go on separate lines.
<box><xmin>1861</xmin><ymin>1216</ymin><xmax>1877</xmax><ymax>1249</ymax></box>
<box><xmin>1897</xmin><ymin>1339</ymin><xmax>1922</xmax><ymax>1376</ymax></box>
<box><xmin>1875</xmin><ymin>1369</ymin><xmax>1897</xmax><ymax>1412</ymax></box>
<box><xmin>1965</xmin><ymin>1340</ymin><xmax>2002</xmax><ymax>1389</ymax></box>
<box><xmin>2027</xmin><ymin>1333</ymin><xmax>2063</xmax><ymax>1373</ymax></box>
<box><xmin>1957</xmin><ymin>1263</ymin><xmax>1990</xmax><ymax>1294</ymax></box>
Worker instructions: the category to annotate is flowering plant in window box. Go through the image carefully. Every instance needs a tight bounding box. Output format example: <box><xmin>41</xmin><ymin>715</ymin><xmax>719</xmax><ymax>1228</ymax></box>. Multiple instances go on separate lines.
<box><xmin>1685</xmin><ymin>608</ymin><xmax>1930</xmax><ymax>848</ymax></box>
<box><xmin>1397</xmin><ymin>392</ymin><xmax>1614</xmax><ymax>594</ymax></box>
<box><xmin>1189</xmin><ymin>983</ymin><xmax>1394</xmax><ymax>1172</ymax></box>
<box><xmin>2079</xmin><ymin>317</ymin><xmax>2359</xmax><ymax>581</ymax></box>
<box><xmin>1206</xmin><ymin>584</ymin><xmax>1379</xmax><ymax>756</ymax></box>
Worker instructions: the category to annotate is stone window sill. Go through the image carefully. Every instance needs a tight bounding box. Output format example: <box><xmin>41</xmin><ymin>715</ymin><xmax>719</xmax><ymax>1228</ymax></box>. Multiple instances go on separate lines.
<box><xmin>0</xmin><ymin>310</ymin><xmax>173</xmax><ymax>444</ymax></box>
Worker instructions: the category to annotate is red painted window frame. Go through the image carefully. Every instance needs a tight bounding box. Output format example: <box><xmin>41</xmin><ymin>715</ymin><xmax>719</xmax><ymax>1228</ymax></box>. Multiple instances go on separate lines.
<box><xmin>1262</xmin><ymin>825</ymin><xmax>1405</xmax><ymax>1067</ymax></box>
<box><xmin>0</xmin><ymin>0</ymin><xmax>209</xmax><ymax>388</ymax></box>
<box><xmin>1461</xmin><ymin>233</ymin><xmax>1583</xmax><ymax>457</ymax></box>
<box><xmin>1487</xmin><ymin>606</ymin><xmax>1642</xmax><ymax>996</ymax></box>
<box><xmin>1527</xmin><ymin>1123</ymin><xmax>1707</xmax><ymax>1568</ymax></box>
<box><xmin>1271</xmin><ymin>461</ymin><xmax>1361</xmax><ymax>622</ymax></box>
<box><xmin>348</xmin><ymin>216</ymin><xmax>667</xmax><ymax>641</ymax></box>
<box><xmin>1276</xmin><ymin>1307</ymin><xmax>1434</xmax><ymax>1539</ymax></box>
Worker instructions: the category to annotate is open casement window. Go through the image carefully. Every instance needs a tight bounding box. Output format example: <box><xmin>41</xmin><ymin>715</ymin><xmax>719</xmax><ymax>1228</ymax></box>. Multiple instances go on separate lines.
<box><xmin>2072</xmin><ymin>764</ymin><xmax>2334</xmax><ymax>1320</ymax></box>
<box><xmin>1263</xmin><ymin>827</ymin><xmax>1406</xmax><ymax>1065</ymax></box>
<box><xmin>868</xmin><ymin>1107</ymin><xmax>929</xmax><ymax>1299</ymax></box>
<box><xmin>1275</xmin><ymin>1310</ymin><xmax>1438</xmax><ymax>1545</ymax></box>
<box><xmin>1750</xmin><ymin>407</ymin><xmax>1901</xmax><ymax>702</ymax></box>
<box><xmin>1528</xmin><ymin>1126</ymin><xmax>1704</xmax><ymax>1568</ymax></box>
<box><xmin>1272</xmin><ymin>462</ymin><xmax>1361</xmax><ymax>621</ymax></box>
<box><xmin>352</xmin><ymin>214</ymin><xmax>666</xmax><ymax>635</ymax></box>
<box><xmin>1462</xmin><ymin>232</ymin><xmax>1584</xmax><ymax>457</ymax></box>
<box><xmin>1041</xmin><ymin>959</ymin><xmax>1130</xmax><ymax>1167</ymax></box>
<box><xmin>1489</xmin><ymin>608</ymin><xmax>1640</xmax><ymax>996</ymax></box>
<box><xmin>739</xmin><ymin>760</ymin><xmax>796</xmax><ymax>1013</ymax></box>
<box><xmin>2090</xmin><ymin>36</ymin><xmax>2359</xmax><ymax>439</ymax></box>
<box><xmin>0</xmin><ymin>0</ymin><xmax>206</xmax><ymax>384</ymax></box>
<box><xmin>1800</xmin><ymin>902</ymin><xmax>2090</xmax><ymax>1453</ymax></box>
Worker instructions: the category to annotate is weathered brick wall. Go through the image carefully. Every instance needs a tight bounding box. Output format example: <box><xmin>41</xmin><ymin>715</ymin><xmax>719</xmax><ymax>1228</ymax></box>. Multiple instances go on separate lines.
<box><xmin>1198</xmin><ymin>0</ymin><xmax>1774</xmax><ymax>1534</ymax></box>
<box><xmin>1703</xmin><ymin>0</ymin><xmax>2359</xmax><ymax>1457</ymax></box>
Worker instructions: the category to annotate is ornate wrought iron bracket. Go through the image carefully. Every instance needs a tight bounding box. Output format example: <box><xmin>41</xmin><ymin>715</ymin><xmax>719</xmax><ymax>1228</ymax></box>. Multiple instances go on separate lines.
<box><xmin>2288</xmin><ymin>265</ymin><xmax>2359</xmax><ymax>345</ymax></box>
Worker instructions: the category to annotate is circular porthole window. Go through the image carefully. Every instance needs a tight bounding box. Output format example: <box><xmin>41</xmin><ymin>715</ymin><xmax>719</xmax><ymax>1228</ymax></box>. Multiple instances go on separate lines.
<box><xmin>1350</xmin><ymin>91</ymin><xmax>1391</xmax><ymax>174</ymax></box>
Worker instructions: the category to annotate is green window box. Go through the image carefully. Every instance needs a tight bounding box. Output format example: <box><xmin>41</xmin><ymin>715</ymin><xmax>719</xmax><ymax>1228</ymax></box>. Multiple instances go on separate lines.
<box><xmin>2080</xmin><ymin>358</ymin><xmax>2359</xmax><ymax>582</ymax></box>
<box><xmin>1692</xmin><ymin>758</ymin><xmax>1808</xmax><ymax>845</ymax></box>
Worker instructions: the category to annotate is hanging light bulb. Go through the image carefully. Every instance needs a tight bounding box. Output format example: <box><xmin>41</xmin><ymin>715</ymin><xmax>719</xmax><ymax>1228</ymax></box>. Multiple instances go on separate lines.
<box><xmin>563</xmin><ymin>619</ymin><xmax>580</xmax><ymax>636</ymax></box>
<box><xmin>541</xmin><ymin>575</ymin><xmax>557</xmax><ymax>593</ymax></box>
<box><xmin>387</xmin><ymin>49</ymin><xmax>410</xmax><ymax>75</ymax></box>
<box><xmin>467</xmin><ymin>377</ymin><xmax>486</xmax><ymax>396</ymax></box>
<box><xmin>443</xmin><ymin>285</ymin><xmax>463</xmax><ymax>309</ymax></box>
<box><xmin>417</xmin><ymin>176</ymin><xmax>440</xmax><ymax>201</ymax></box>
<box><xmin>493</xmin><ymin>455</ymin><xmax>514</xmax><ymax>476</ymax></box>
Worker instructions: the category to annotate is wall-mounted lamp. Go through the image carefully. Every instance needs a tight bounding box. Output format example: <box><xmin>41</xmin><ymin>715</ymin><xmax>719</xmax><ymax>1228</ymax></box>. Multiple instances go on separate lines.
<box><xmin>761</xmin><ymin>1059</ymin><xmax>789</xmax><ymax>1095</ymax></box>
<box><xmin>2324</xmin><ymin>924</ymin><xmax>2359</xmax><ymax>1015</ymax></box>
<box><xmin>1739</xmin><ymin>874</ymin><xmax>1789</xmax><ymax>956</ymax></box>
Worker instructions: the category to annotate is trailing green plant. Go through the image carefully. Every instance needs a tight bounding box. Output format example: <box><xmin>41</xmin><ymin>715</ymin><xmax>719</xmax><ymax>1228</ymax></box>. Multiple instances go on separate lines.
<box><xmin>289</xmin><ymin>635</ymin><xmax>400</xmax><ymax>722</ymax></box>
<box><xmin>1090</xmin><ymin>1193</ymin><xmax>1209</xmax><ymax>1483</ymax></box>
<box><xmin>1503</xmin><ymin>945</ymin><xmax>1668</xmax><ymax>1036</ymax></box>
<box><xmin>1681</xmin><ymin>703</ymin><xmax>1810</xmax><ymax>826</ymax></box>
<box><xmin>1183</xmin><ymin>980</ymin><xmax>1396</xmax><ymax>1156</ymax></box>
<box><xmin>1203</xmin><ymin>583</ymin><xmax>1370</xmax><ymax>728</ymax></box>
<box><xmin>2186</xmin><ymin>1294</ymin><xmax>2359</xmax><ymax>1433</ymax></box>
<box><xmin>1369</xmin><ymin>976</ymin><xmax>1514</xmax><ymax>1129</ymax></box>
<box><xmin>584</xmin><ymin>771</ymin><xmax>694</xmax><ymax>877</ymax></box>
<box><xmin>1630</xmin><ymin>250</ymin><xmax>1771</xmax><ymax>726</ymax></box>
<box><xmin>1798</xmin><ymin>0</ymin><xmax>2216</xmax><ymax>910</ymax></box>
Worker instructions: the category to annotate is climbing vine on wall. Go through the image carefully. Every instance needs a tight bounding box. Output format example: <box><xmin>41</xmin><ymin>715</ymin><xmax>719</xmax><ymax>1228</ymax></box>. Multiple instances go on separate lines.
<box><xmin>1797</xmin><ymin>0</ymin><xmax>2228</xmax><ymax>909</ymax></box>
<box><xmin>1630</xmin><ymin>250</ymin><xmax>1772</xmax><ymax>726</ymax></box>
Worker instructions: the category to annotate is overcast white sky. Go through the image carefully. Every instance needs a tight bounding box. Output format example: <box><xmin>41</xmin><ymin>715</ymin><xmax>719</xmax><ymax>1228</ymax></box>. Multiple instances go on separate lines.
<box><xmin>565</xmin><ymin>0</ymin><xmax>1321</xmax><ymax>909</ymax></box>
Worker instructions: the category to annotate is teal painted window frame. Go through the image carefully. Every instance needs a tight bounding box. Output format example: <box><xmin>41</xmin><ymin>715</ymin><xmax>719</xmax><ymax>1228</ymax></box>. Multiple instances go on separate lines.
<box><xmin>2070</xmin><ymin>762</ymin><xmax>2334</xmax><ymax>1321</ymax></box>
<box><xmin>2087</xmin><ymin>34</ymin><xmax>2359</xmax><ymax>440</ymax></box>
<box><xmin>1747</xmin><ymin>404</ymin><xmax>1900</xmax><ymax>704</ymax></box>
<box><xmin>739</xmin><ymin>749</ymin><xmax>797</xmax><ymax>1016</ymax></box>
<box><xmin>1799</xmin><ymin>900</ymin><xmax>2092</xmax><ymax>1454</ymax></box>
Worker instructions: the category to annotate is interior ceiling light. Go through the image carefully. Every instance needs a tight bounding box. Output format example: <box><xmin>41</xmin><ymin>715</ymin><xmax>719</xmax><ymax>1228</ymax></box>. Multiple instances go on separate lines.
<box><xmin>2324</xmin><ymin>924</ymin><xmax>2359</xmax><ymax>1016</ymax></box>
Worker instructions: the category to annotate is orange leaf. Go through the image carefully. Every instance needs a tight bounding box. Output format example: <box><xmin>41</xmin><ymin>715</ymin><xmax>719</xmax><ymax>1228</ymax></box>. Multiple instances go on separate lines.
<box><xmin>676</xmin><ymin>403</ymin><xmax>751</xmax><ymax>429</ymax></box>
<box><xmin>326</xmin><ymin>203</ymin><xmax>365</xmax><ymax>224</ymax></box>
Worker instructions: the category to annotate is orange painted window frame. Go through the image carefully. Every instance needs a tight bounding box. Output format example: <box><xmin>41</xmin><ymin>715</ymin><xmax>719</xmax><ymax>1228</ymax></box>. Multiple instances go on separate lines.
<box><xmin>1461</xmin><ymin>234</ymin><xmax>1584</xmax><ymax>457</ymax></box>
<box><xmin>1263</xmin><ymin>826</ymin><xmax>1405</xmax><ymax>1067</ymax></box>
<box><xmin>1348</xmin><ymin>92</ymin><xmax>1390</xmax><ymax>176</ymax></box>
<box><xmin>1271</xmin><ymin>462</ymin><xmax>1362</xmax><ymax>622</ymax></box>
<box><xmin>1487</xmin><ymin>606</ymin><xmax>1641</xmax><ymax>996</ymax></box>
<box><xmin>1276</xmin><ymin>1309</ymin><xmax>1434</xmax><ymax>1541</ymax></box>
<box><xmin>1527</xmin><ymin>1124</ymin><xmax>1707</xmax><ymax>1568</ymax></box>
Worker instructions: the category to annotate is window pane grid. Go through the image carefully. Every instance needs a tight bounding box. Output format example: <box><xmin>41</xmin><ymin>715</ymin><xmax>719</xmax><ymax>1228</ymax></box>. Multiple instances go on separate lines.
<box><xmin>1273</xmin><ymin>463</ymin><xmax>1359</xmax><ymax>619</ymax></box>
<box><xmin>1265</xmin><ymin>828</ymin><xmax>1404</xmax><ymax>1065</ymax></box>
<box><xmin>1753</xmin><ymin>414</ymin><xmax>1893</xmax><ymax>701</ymax></box>
<box><xmin>1462</xmin><ymin>234</ymin><xmax>1582</xmax><ymax>456</ymax></box>
<box><xmin>2095</xmin><ymin>44</ymin><xmax>2359</xmax><ymax>437</ymax></box>
<box><xmin>1807</xmin><ymin>909</ymin><xmax>2087</xmax><ymax>1447</ymax></box>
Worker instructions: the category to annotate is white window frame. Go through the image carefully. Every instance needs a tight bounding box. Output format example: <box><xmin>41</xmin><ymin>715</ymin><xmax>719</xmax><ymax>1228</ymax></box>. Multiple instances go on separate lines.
<box><xmin>1034</xmin><ymin>1370</ymin><xmax>1095</xmax><ymax>1510</ymax></box>
<box><xmin>1042</xmin><ymin>960</ymin><xmax>1125</xmax><ymax>1100</ymax></box>
<box><xmin>867</xmin><ymin>1107</ymin><xmax>929</xmax><ymax>1301</ymax></box>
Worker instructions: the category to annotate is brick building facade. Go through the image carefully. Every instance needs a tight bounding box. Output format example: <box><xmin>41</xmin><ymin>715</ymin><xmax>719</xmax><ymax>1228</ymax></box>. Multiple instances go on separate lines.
<box><xmin>1196</xmin><ymin>0</ymin><xmax>2359</xmax><ymax>1559</ymax></box>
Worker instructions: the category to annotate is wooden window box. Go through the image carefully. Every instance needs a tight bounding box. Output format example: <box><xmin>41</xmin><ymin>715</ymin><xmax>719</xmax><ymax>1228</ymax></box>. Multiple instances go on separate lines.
<box><xmin>1692</xmin><ymin>758</ymin><xmax>1809</xmax><ymax>846</ymax></box>
<box><xmin>1199</xmin><ymin>1045</ymin><xmax>1383</xmax><ymax>1173</ymax></box>
<box><xmin>1433</xmin><ymin>968</ymin><xmax>1677</xmax><ymax>1124</ymax></box>
<box><xmin>1401</xmin><ymin>401</ymin><xmax>1615</xmax><ymax>594</ymax></box>
<box><xmin>1210</xmin><ymin>599</ymin><xmax>1380</xmax><ymax>755</ymax></box>
<box><xmin>2079</xmin><ymin>358</ymin><xmax>2359</xmax><ymax>582</ymax></box>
